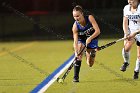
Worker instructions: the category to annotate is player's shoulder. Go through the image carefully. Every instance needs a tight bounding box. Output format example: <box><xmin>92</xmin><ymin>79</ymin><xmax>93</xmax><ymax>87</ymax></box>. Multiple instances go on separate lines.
<box><xmin>137</xmin><ymin>4</ymin><xmax>140</xmax><ymax>11</ymax></box>
<box><xmin>123</xmin><ymin>4</ymin><xmax>130</xmax><ymax>10</ymax></box>
<box><xmin>72</xmin><ymin>22</ymin><xmax>78</xmax><ymax>31</ymax></box>
<box><xmin>72</xmin><ymin>21</ymin><xmax>77</xmax><ymax>27</ymax></box>
<box><xmin>88</xmin><ymin>15</ymin><xmax>95</xmax><ymax>20</ymax></box>
<box><xmin>88</xmin><ymin>15</ymin><xmax>94</xmax><ymax>18</ymax></box>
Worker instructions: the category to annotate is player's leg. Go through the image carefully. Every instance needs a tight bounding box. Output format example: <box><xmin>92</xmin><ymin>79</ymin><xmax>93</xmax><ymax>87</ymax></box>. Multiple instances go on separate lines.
<box><xmin>133</xmin><ymin>41</ymin><xmax>140</xmax><ymax>79</ymax></box>
<box><xmin>120</xmin><ymin>39</ymin><xmax>134</xmax><ymax>72</ymax></box>
<box><xmin>86</xmin><ymin>39</ymin><xmax>98</xmax><ymax>67</ymax></box>
<box><xmin>73</xmin><ymin>42</ymin><xmax>84</xmax><ymax>82</ymax></box>
<box><xmin>86</xmin><ymin>49</ymin><xmax>96</xmax><ymax>67</ymax></box>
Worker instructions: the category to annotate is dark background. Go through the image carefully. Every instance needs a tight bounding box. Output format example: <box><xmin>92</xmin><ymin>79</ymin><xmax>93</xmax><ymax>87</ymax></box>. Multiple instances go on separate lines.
<box><xmin>0</xmin><ymin>0</ymin><xmax>128</xmax><ymax>41</ymax></box>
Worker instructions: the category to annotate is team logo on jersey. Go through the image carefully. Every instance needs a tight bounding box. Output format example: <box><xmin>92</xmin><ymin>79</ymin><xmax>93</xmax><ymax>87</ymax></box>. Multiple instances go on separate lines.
<box><xmin>127</xmin><ymin>15</ymin><xmax>140</xmax><ymax>24</ymax></box>
<box><xmin>128</xmin><ymin>15</ymin><xmax>140</xmax><ymax>20</ymax></box>
<box><xmin>132</xmin><ymin>20</ymin><xmax>138</xmax><ymax>24</ymax></box>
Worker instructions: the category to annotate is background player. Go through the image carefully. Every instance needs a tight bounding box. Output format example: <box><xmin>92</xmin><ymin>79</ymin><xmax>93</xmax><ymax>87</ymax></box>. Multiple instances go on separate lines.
<box><xmin>120</xmin><ymin>0</ymin><xmax>140</xmax><ymax>79</ymax></box>
<box><xmin>72</xmin><ymin>5</ymin><xmax>100</xmax><ymax>82</ymax></box>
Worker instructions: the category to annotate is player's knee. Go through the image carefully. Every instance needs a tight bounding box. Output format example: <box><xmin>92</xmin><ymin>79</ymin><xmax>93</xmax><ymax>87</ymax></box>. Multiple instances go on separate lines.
<box><xmin>90</xmin><ymin>49</ymin><xmax>96</xmax><ymax>58</ymax></box>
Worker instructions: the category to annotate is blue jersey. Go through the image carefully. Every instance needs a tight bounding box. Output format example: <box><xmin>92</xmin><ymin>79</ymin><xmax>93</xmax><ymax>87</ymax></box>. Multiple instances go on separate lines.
<box><xmin>75</xmin><ymin>16</ymin><xmax>98</xmax><ymax>40</ymax></box>
<box><xmin>75</xmin><ymin>15</ymin><xmax>99</xmax><ymax>49</ymax></box>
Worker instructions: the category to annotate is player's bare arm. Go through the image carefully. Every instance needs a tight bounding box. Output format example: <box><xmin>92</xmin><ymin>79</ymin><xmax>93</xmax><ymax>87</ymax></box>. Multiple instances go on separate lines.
<box><xmin>72</xmin><ymin>22</ymin><xmax>79</xmax><ymax>56</ymax></box>
<box><xmin>123</xmin><ymin>16</ymin><xmax>129</xmax><ymax>36</ymax></box>
<box><xmin>128</xmin><ymin>29</ymin><xmax>140</xmax><ymax>38</ymax></box>
<box><xmin>86</xmin><ymin>15</ymin><xmax>100</xmax><ymax>45</ymax></box>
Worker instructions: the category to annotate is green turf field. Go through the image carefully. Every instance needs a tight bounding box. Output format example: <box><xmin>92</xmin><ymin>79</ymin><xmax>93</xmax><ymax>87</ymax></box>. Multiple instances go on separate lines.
<box><xmin>0</xmin><ymin>39</ymin><xmax>140</xmax><ymax>93</ymax></box>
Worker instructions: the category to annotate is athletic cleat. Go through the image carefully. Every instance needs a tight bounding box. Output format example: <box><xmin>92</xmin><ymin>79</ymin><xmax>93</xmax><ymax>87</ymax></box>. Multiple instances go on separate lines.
<box><xmin>133</xmin><ymin>71</ymin><xmax>139</xmax><ymax>79</ymax></box>
<box><xmin>120</xmin><ymin>62</ymin><xmax>129</xmax><ymax>72</ymax></box>
<box><xmin>73</xmin><ymin>77</ymin><xmax>79</xmax><ymax>82</ymax></box>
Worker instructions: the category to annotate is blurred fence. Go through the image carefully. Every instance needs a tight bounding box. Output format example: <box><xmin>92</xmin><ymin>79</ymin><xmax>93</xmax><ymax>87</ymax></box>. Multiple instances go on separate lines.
<box><xmin>0</xmin><ymin>9</ymin><xmax>123</xmax><ymax>41</ymax></box>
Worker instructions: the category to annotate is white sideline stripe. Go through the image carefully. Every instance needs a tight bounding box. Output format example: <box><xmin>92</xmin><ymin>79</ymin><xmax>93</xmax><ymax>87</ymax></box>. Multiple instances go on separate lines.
<box><xmin>39</xmin><ymin>57</ymin><xmax>75</xmax><ymax>93</ymax></box>
<box><xmin>30</xmin><ymin>54</ymin><xmax>75</xmax><ymax>93</ymax></box>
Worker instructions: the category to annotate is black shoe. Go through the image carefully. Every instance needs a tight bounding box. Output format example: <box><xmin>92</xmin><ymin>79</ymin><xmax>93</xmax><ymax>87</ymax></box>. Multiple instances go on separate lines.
<box><xmin>120</xmin><ymin>62</ymin><xmax>129</xmax><ymax>72</ymax></box>
<box><xmin>133</xmin><ymin>71</ymin><xmax>139</xmax><ymax>79</ymax></box>
<box><xmin>73</xmin><ymin>77</ymin><xmax>79</xmax><ymax>82</ymax></box>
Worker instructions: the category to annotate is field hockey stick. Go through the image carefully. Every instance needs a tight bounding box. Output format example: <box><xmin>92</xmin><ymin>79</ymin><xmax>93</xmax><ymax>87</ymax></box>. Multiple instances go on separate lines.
<box><xmin>57</xmin><ymin>37</ymin><xmax>125</xmax><ymax>83</ymax></box>
<box><xmin>57</xmin><ymin>37</ymin><xmax>126</xmax><ymax>83</ymax></box>
<box><xmin>57</xmin><ymin>46</ymin><xmax>86</xmax><ymax>83</ymax></box>
<box><xmin>96</xmin><ymin>37</ymin><xmax>128</xmax><ymax>51</ymax></box>
<box><xmin>96</xmin><ymin>30</ymin><xmax>140</xmax><ymax>51</ymax></box>
<box><xmin>57</xmin><ymin>31</ymin><xmax>140</xmax><ymax>83</ymax></box>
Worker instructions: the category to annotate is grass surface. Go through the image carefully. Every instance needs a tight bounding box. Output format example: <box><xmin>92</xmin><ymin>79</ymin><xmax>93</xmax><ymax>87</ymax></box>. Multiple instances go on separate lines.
<box><xmin>0</xmin><ymin>39</ymin><xmax>139</xmax><ymax>93</ymax></box>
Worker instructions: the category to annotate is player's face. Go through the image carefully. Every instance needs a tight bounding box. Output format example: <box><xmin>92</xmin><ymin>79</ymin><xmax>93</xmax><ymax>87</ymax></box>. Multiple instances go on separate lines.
<box><xmin>128</xmin><ymin>0</ymin><xmax>139</xmax><ymax>6</ymax></box>
<box><xmin>73</xmin><ymin>11</ymin><xmax>84</xmax><ymax>23</ymax></box>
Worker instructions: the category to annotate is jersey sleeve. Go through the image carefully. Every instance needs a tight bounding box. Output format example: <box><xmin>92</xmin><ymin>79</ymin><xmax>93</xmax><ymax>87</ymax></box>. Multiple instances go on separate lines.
<box><xmin>137</xmin><ymin>4</ymin><xmax>140</xmax><ymax>14</ymax></box>
<box><xmin>123</xmin><ymin>5</ymin><xmax>129</xmax><ymax>17</ymax></box>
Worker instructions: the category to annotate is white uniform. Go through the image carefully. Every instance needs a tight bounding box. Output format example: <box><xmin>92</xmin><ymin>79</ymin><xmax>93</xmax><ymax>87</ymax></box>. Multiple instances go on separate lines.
<box><xmin>123</xmin><ymin>4</ymin><xmax>140</xmax><ymax>41</ymax></box>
